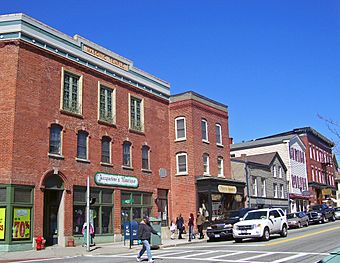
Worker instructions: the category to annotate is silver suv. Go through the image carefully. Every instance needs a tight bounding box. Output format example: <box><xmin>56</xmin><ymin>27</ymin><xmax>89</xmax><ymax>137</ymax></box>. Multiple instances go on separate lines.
<box><xmin>233</xmin><ymin>208</ymin><xmax>288</xmax><ymax>242</ymax></box>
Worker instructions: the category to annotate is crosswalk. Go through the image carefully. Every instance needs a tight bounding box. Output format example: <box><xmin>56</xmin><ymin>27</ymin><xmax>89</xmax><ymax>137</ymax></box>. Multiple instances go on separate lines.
<box><xmin>99</xmin><ymin>248</ymin><xmax>330</xmax><ymax>263</ymax></box>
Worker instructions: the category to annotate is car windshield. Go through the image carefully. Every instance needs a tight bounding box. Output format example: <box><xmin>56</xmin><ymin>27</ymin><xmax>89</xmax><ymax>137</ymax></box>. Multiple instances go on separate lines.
<box><xmin>287</xmin><ymin>213</ymin><xmax>297</xmax><ymax>219</ymax></box>
<box><xmin>229</xmin><ymin>211</ymin><xmax>240</xmax><ymax>218</ymax></box>
<box><xmin>244</xmin><ymin>211</ymin><xmax>267</xmax><ymax>220</ymax></box>
<box><xmin>311</xmin><ymin>205</ymin><xmax>323</xmax><ymax>211</ymax></box>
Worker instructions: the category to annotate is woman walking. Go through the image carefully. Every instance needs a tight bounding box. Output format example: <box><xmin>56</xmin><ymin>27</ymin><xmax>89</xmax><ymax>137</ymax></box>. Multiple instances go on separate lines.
<box><xmin>188</xmin><ymin>213</ymin><xmax>195</xmax><ymax>242</ymax></box>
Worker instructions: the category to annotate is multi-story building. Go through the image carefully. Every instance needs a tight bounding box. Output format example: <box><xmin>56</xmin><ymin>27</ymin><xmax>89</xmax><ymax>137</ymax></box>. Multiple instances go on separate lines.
<box><xmin>0</xmin><ymin>14</ymin><xmax>234</xmax><ymax>251</ymax></box>
<box><xmin>230</xmin><ymin>135</ymin><xmax>308</xmax><ymax>212</ymax></box>
<box><xmin>169</xmin><ymin>92</ymin><xmax>243</xmax><ymax>222</ymax></box>
<box><xmin>231</xmin><ymin>153</ymin><xmax>289</xmax><ymax>212</ymax></box>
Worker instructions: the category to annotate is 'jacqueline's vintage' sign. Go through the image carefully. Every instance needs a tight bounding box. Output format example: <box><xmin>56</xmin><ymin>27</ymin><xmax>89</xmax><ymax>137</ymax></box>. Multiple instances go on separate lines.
<box><xmin>95</xmin><ymin>173</ymin><xmax>138</xmax><ymax>188</ymax></box>
<box><xmin>83</xmin><ymin>45</ymin><xmax>129</xmax><ymax>71</ymax></box>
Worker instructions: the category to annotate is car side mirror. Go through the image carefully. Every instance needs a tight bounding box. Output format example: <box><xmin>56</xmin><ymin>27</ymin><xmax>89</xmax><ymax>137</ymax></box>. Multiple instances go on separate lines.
<box><xmin>269</xmin><ymin>215</ymin><xmax>275</xmax><ymax>220</ymax></box>
<box><xmin>239</xmin><ymin>218</ymin><xmax>244</xmax><ymax>221</ymax></box>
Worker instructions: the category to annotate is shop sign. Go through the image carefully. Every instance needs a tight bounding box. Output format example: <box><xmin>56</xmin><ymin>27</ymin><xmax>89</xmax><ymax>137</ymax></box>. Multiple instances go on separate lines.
<box><xmin>0</xmin><ymin>208</ymin><xmax>5</xmax><ymax>240</ymax></box>
<box><xmin>83</xmin><ymin>45</ymin><xmax>129</xmax><ymax>71</ymax></box>
<box><xmin>218</xmin><ymin>185</ymin><xmax>237</xmax><ymax>194</ymax></box>
<box><xmin>95</xmin><ymin>173</ymin><xmax>138</xmax><ymax>188</ymax></box>
<box><xmin>12</xmin><ymin>208</ymin><xmax>30</xmax><ymax>240</ymax></box>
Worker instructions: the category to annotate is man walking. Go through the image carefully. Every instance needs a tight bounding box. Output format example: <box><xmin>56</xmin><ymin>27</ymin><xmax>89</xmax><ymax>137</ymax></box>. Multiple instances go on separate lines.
<box><xmin>196</xmin><ymin>212</ymin><xmax>205</xmax><ymax>239</ymax></box>
<box><xmin>176</xmin><ymin>214</ymin><xmax>184</xmax><ymax>239</ymax></box>
<box><xmin>136</xmin><ymin>216</ymin><xmax>160</xmax><ymax>263</ymax></box>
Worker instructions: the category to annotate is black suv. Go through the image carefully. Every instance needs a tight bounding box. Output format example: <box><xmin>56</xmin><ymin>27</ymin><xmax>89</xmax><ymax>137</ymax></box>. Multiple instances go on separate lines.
<box><xmin>308</xmin><ymin>204</ymin><xmax>335</xmax><ymax>224</ymax></box>
<box><xmin>207</xmin><ymin>208</ymin><xmax>254</xmax><ymax>241</ymax></box>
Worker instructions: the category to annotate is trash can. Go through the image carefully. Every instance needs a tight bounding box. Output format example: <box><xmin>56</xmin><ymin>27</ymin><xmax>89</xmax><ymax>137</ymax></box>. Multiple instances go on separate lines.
<box><xmin>149</xmin><ymin>217</ymin><xmax>162</xmax><ymax>248</ymax></box>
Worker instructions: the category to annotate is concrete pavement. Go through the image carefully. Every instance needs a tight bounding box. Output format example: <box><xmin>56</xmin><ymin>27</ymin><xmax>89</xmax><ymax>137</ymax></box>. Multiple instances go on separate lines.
<box><xmin>0</xmin><ymin>236</ymin><xmax>207</xmax><ymax>262</ymax></box>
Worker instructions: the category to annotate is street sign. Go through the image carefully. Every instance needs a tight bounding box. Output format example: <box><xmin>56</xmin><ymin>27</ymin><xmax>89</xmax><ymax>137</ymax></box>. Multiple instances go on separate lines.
<box><xmin>123</xmin><ymin>199</ymin><xmax>135</xmax><ymax>204</ymax></box>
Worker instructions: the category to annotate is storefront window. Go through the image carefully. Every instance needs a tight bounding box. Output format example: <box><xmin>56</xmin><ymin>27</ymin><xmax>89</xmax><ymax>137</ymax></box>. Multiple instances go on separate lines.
<box><xmin>157</xmin><ymin>189</ymin><xmax>168</xmax><ymax>226</ymax></box>
<box><xmin>73</xmin><ymin>187</ymin><xmax>113</xmax><ymax>235</ymax></box>
<box><xmin>121</xmin><ymin>192</ymin><xmax>153</xmax><ymax>231</ymax></box>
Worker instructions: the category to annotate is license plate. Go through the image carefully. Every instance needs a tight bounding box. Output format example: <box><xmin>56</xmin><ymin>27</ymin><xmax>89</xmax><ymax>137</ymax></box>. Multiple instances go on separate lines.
<box><xmin>215</xmin><ymin>234</ymin><xmax>220</xmax><ymax>238</ymax></box>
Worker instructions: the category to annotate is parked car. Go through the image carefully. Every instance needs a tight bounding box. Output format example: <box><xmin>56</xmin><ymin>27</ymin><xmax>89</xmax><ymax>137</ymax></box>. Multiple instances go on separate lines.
<box><xmin>287</xmin><ymin>211</ymin><xmax>309</xmax><ymax>228</ymax></box>
<box><xmin>334</xmin><ymin>207</ymin><xmax>340</xmax><ymax>220</ymax></box>
<box><xmin>308</xmin><ymin>204</ymin><xmax>335</xmax><ymax>224</ymax></box>
<box><xmin>206</xmin><ymin>208</ymin><xmax>254</xmax><ymax>241</ymax></box>
<box><xmin>233</xmin><ymin>208</ymin><xmax>288</xmax><ymax>242</ymax></box>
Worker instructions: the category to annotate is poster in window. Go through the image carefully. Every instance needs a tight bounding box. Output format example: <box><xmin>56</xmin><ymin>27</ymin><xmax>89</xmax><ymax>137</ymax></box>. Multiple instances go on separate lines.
<box><xmin>0</xmin><ymin>208</ymin><xmax>5</xmax><ymax>240</ymax></box>
<box><xmin>12</xmin><ymin>208</ymin><xmax>31</xmax><ymax>239</ymax></box>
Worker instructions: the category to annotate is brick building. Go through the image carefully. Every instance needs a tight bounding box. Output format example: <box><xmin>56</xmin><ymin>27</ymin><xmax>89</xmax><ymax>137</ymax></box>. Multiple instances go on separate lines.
<box><xmin>0</xmin><ymin>14</ymin><xmax>234</xmax><ymax>251</ymax></box>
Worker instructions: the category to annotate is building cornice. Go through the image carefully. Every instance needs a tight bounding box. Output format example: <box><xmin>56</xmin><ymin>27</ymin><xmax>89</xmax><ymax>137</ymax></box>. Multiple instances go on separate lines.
<box><xmin>0</xmin><ymin>13</ymin><xmax>170</xmax><ymax>99</ymax></box>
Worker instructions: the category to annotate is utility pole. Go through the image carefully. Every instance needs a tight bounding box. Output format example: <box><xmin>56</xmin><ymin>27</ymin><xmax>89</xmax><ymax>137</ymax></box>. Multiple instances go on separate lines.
<box><xmin>86</xmin><ymin>176</ymin><xmax>90</xmax><ymax>252</ymax></box>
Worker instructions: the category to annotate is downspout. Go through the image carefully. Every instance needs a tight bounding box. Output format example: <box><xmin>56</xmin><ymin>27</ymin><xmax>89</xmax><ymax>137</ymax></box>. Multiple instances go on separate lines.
<box><xmin>245</xmin><ymin>162</ymin><xmax>251</xmax><ymax>208</ymax></box>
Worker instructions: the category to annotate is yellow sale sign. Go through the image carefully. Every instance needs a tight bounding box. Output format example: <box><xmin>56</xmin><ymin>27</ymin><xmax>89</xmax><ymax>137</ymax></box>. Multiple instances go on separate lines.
<box><xmin>0</xmin><ymin>208</ymin><xmax>5</xmax><ymax>240</ymax></box>
<box><xmin>12</xmin><ymin>208</ymin><xmax>30</xmax><ymax>239</ymax></box>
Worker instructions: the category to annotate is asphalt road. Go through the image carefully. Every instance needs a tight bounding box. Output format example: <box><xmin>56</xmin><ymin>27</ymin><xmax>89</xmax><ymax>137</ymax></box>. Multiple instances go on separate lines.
<box><xmin>16</xmin><ymin>220</ymin><xmax>340</xmax><ymax>263</ymax></box>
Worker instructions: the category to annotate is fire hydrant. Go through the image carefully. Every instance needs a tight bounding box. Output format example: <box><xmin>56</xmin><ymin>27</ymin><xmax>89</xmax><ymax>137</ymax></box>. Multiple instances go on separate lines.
<box><xmin>36</xmin><ymin>236</ymin><xmax>45</xmax><ymax>250</ymax></box>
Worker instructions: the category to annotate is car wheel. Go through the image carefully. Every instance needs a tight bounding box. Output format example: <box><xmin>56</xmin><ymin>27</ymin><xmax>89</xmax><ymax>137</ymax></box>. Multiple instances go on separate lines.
<box><xmin>234</xmin><ymin>238</ymin><xmax>242</xmax><ymax>243</ymax></box>
<box><xmin>322</xmin><ymin>216</ymin><xmax>326</xmax><ymax>223</ymax></box>
<box><xmin>280</xmin><ymin>224</ymin><xmax>288</xmax><ymax>237</ymax></box>
<box><xmin>298</xmin><ymin>222</ymin><xmax>301</xmax><ymax>228</ymax></box>
<box><xmin>305</xmin><ymin>220</ymin><xmax>309</xmax><ymax>227</ymax></box>
<box><xmin>331</xmin><ymin>215</ymin><xmax>336</xmax><ymax>222</ymax></box>
<box><xmin>262</xmin><ymin>227</ymin><xmax>270</xmax><ymax>241</ymax></box>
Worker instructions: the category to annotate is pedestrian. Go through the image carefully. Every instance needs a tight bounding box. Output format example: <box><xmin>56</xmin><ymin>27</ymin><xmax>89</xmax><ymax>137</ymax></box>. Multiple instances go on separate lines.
<box><xmin>136</xmin><ymin>216</ymin><xmax>160</xmax><ymax>263</ymax></box>
<box><xmin>176</xmin><ymin>214</ymin><xmax>184</xmax><ymax>239</ymax></box>
<box><xmin>188</xmin><ymin>213</ymin><xmax>195</xmax><ymax>242</ymax></box>
<box><xmin>196</xmin><ymin>212</ymin><xmax>205</xmax><ymax>239</ymax></box>
<box><xmin>169</xmin><ymin>219</ymin><xmax>177</xmax><ymax>240</ymax></box>
<box><xmin>81</xmin><ymin>222</ymin><xmax>94</xmax><ymax>247</ymax></box>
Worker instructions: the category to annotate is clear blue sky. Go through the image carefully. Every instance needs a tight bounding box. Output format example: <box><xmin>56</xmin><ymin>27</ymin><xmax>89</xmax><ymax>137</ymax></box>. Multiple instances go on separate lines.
<box><xmin>2</xmin><ymin>0</ymin><xmax>340</xmax><ymax>152</ymax></box>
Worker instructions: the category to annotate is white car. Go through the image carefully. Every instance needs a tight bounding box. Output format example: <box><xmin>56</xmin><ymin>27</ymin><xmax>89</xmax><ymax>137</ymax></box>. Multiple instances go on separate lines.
<box><xmin>233</xmin><ymin>208</ymin><xmax>288</xmax><ymax>242</ymax></box>
<box><xmin>334</xmin><ymin>207</ymin><xmax>340</xmax><ymax>220</ymax></box>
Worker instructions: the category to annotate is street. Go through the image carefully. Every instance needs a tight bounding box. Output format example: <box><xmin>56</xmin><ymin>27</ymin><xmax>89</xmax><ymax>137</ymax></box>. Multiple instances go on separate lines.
<box><xmin>15</xmin><ymin>220</ymin><xmax>340</xmax><ymax>263</ymax></box>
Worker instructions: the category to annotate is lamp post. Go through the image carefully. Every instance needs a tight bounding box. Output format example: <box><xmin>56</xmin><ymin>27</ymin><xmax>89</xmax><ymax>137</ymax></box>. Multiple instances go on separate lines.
<box><xmin>86</xmin><ymin>176</ymin><xmax>90</xmax><ymax>252</ymax></box>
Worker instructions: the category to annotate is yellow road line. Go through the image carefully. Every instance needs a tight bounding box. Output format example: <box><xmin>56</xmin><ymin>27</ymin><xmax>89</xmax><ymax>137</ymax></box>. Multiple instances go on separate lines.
<box><xmin>266</xmin><ymin>225</ymin><xmax>340</xmax><ymax>246</ymax></box>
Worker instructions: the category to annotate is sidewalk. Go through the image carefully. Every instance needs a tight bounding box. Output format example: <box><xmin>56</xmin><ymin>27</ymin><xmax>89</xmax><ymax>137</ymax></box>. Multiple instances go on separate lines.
<box><xmin>0</xmin><ymin>237</ymin><xmax>207</xmax><ymax>262</ymax></box>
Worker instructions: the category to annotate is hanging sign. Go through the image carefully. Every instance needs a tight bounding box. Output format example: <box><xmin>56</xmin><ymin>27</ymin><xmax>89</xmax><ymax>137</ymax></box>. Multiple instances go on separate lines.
<box><xmin>0</xmin><ymin>208</ymin><xmax>5</xmax><ymax>240</ymax></box>
<box><xmin>12</xmin><ymin>208</ymin><xmax>30</xmax><ymax>239</ymax></box>
<box><xmin>218</xmin><ymin>185</ymin><xmax>237</xmax><ymax>194</ymax></box>
<box><xmin>95</xmin><ymin>172</ymin><xmax>138</xmax><ymax>188</ymax></box>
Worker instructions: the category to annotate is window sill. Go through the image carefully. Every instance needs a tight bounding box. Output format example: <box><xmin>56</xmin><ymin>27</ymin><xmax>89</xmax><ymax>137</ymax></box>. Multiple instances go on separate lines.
<box><xmin>122</xmin><ymin>165</ymin><xmax>134</xmax><ymax>171</ymax></box>
<box><xmin>217</xmin><ymin>175</ymin><xmax>225</xmax><ymax>178</ymax></box>
<box><xmin>48</xmin><ymin>153</ymin><xmax>65</xmax><ymax>160</ymax></box>
<box><xmin>216</xmin><ymin>143</ymin><xmax>224</xmax><ymax>148</ymax></box>
<box><xmin>202</xmin><ymin>140</ymin><xmax>210</xmax><ymax>144</ymax></box>
<box><xmin>203</xmin><ymin>173</ymin><xmax>211</xmax><ymax>176</ymax></box>
<box><xmin>129</xmin><ymin>128</ymin><xmax>145</xmax><ymax>135</ymax></box>
<box><xmin>98</xmin><ymin>119</ymin><xmax>116</xmax><ymax>127</ymax></box>
<box><xmin>142</xmin><ymin>169</ymin><xmax>152</xmax><ymax>174</ymax></box>
<box><xmin>76</xmin><ymin>158</ymin><xmax>90</xmax><ymax>163</ymax></box>
<box><xmin>176</xmin><ymin>172</ymin><xmax>188</xmax><ymax>176</ymax></box>
<box><xmin>100</xmin><ymin>162</ymin><xmax>113</xmax><ymax>167</ymax></box>
<box><xmin>175</xmin><ymin>138</ymin><xmax>187</xmax><ymax>142</ymax></box>
<box><xmin>60</xmin><ymin>109</ymin><xmax>83</xmax><ymax>119</ymax></box>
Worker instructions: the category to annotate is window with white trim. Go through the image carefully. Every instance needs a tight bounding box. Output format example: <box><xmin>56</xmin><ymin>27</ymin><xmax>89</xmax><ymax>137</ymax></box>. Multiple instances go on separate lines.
<box><xmin>273</xmin><ymin>165</ymin><xmax>277</xmax><ymax>177</ymax></box>
<box><xmin>203</xmin><ymin>153</ymin><xmax>210</xmax><ymax>175</ymax></box>
<box><xmin>142</xmin><ymin>145</ymin><xmax>150</xmax><ymax>170</ymax></box>
<box><xmin>252</xmin><ymin>177</ymin><xmax>258</xmax><ymax>197</ymax></box>
<box><xmin>274</xmin><ymin>183</ymin><xmax>278</xmax><ymax>198</ymax></box>
<box><xmin>176</xmin><ymin>153</ymin><xmax>188</xmax><ymax>175</ymax></box>
<box><xmin>175</xmin><ymin>117</ymin><xmax>186</xmax><ymax>140</ymax></box>
<box><xmin>217</xmin><ymin>157</ymin><xmax>224</xmax><ymax>177</ymax></box>
<box><xmin>261</xmin><ymin>178</ymin><xmax>266</xmax><ymax>197</ymax></box>
<box><xmin>201</xmin><ymin>119</ymin><xmax>208</xmax><ymax>142</ymax></box>
<box><xmin>279</xmin><ymin>166</ymin><xmax>283</xmax><ymax>178</ymax></box>
<box><xmin>99</xmin><ymin>84</ymin><xmax>115</xmax><ymax>124</ymax></box>
<box><xmin>280</xmin><ymin>184</ymin><xmax>284</xmax><ymax>198</ymax></box>
<box><xmin>62</xmin><ymin>70</ymin><xmax>82</xmax><ymax>114</ymax></box>
<box><xmin>215</xmin><ymin>123</ymin><xmax>222</xmax><ymax>145</ymax></box>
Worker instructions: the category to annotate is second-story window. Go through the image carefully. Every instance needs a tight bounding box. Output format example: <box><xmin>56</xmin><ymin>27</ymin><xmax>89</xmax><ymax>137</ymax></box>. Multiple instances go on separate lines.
<box><xmin>123</xmin><ymin>141</ymin><xmax>132</xmax><ymax>167</ymax></box>
<box><xmin>217</xmin><ymin>157</ymin><xmax>224</xmax><ymax>177</ymax></box>
<box><xmin>280</xmin><ymin>184</ymin><xmax>284</xmax><ymax>198</ymax></box>
<box><xmin>215</xmin><ymin>123</ymin><xmax>222</xmax><ymax>145</ymax></box>
<box><xmin>62</xmin><ymin>71</ymin><xmax>82</xmax><ymax>114</ymax></box>
<box><xmin>274</xmin><ymin>183</ymin><xmax>278</xmax><ymax>198</ymax></box>
<box><xmin>142</xmin><ymin>145</ymin><xmax>150</xmax><ymax>170</ymax></box>
<box><xmin>201</xmin><ymin>119</ymin><xmax>208</xmax><ymax>142</ymax></box>
<box><xmin>176</xmin><ymin>153</ymin><xmax>188</xmax><ymax>175</ymax></box>
<box><xmin>101</xmin><ymin>136</ymin><xmax>111</xmax><ymax>164</ymax></box>
<box><xmin>203</xmin><ymin>153</ymin><xmax>210</xmax><ymax>175</ymax></box>
<box><xmin>261</xmin><ymin>178</ymin><xmax>266</xmax><ymax>197</ymax></box>
<box><xmin>49</xmin><ymin>124</ymin><xmax>62</xmax><ymax>155</ymax></box>
<box><xmin>252</xmin><ymin>177</ymin><xmax>257</xmax><ymax>196</ymax></box>
<box><xmin>130</xmin><ymin>96</ymin><xmax>143</xmax><ymax>131</ymax></box>
<box><xmin>99</xmin><ymin>85</ymin><xmax>114</xmax><ymax>123</ymax></box>
<box><xmin>77</xmin><ymin>131</ymin><xmax>88</xmax><ymax>160</ymax></box>
<box><xmin>175</xmin><ymin>117</ymin><xmax>186</xmax><ymax>140</ymax></box>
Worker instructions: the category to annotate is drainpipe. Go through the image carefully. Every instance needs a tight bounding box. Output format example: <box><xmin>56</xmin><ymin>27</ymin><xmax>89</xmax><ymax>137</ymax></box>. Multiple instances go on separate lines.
<box><xmin>245</xmin><ymin>162</ymin><xmax>251</xmax><ymax>208</ymax></box>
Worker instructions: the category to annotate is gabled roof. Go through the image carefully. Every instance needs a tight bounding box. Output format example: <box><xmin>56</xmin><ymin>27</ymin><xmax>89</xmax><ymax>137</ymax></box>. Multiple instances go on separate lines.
<box><xmin>232</xmin><ymin>152</ymin><xmax>287</xmax><ymax>171</ymax></box>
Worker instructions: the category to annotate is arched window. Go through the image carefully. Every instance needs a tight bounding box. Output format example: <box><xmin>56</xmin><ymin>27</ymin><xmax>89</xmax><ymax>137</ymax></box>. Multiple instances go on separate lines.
<box><xmin>176</xmin><ymin>152</ymin><xmax>188</xmax><ymax>175</ymax></box>
<box><xmin>142</xmin><ymin>145</ymin><xmax>150</xmax><ymax>170</ymax></box>
<box><xmin>175</xmin><ymin>117</ymin><xmax>186</xmax><ymax>140</ymax></box>
<box><xmin>101</xmin><ymin>136</ymin><xmax>111</xmax><ymax>163</ymax></box>
<box><xmin>203</xmin><ymin>153</ymin><xmax>210</xmax><ymax>175</ymax></box>
<box><xmin>123</xmin><ymin>141</ymin><xmax>132</xmax><ymax>167</ymax></box>
<box><xmin>77</xmin><ymin>131</ymin><xmax>88</xmax><ymax>160</ymax></box>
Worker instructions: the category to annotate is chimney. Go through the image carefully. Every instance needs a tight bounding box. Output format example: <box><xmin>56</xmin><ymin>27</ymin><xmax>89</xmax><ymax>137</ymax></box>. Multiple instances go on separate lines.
<box><xmin>229</xmin><ymin>137</ymin><xmax>233</xmax><ymax>144</ymax></box>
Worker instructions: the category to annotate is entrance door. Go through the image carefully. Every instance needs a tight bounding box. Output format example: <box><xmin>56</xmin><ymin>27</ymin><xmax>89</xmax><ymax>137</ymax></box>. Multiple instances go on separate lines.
<box><xmin>44</xmin><ymin>190</ymin><xmax>62</xmax><ymax>246</ymax></box>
